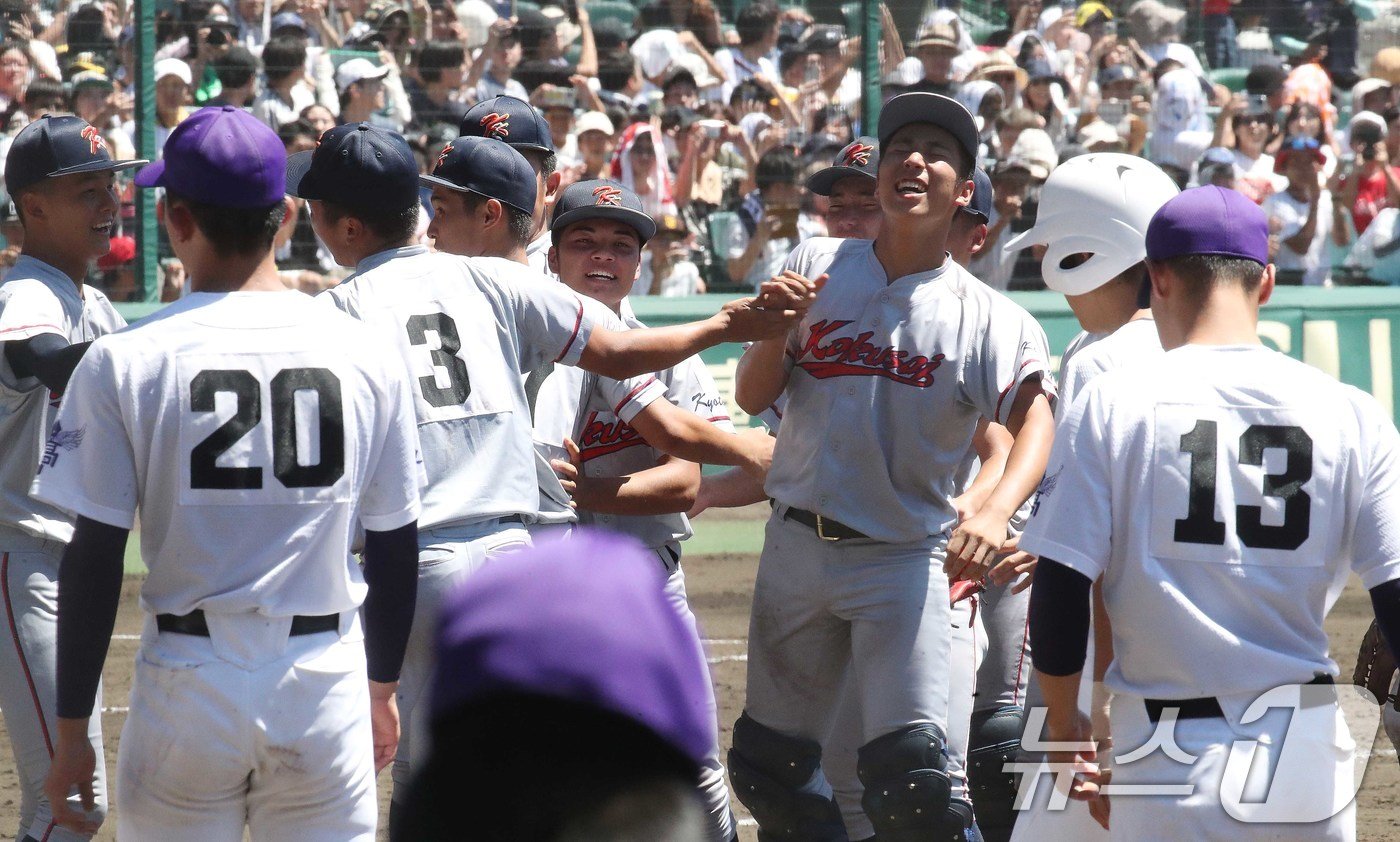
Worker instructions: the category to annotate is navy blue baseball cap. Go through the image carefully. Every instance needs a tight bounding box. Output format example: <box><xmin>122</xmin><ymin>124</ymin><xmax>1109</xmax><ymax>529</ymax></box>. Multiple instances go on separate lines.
<box><xmin>459</xmin><ymin>95</ymin><xmax>554</xmax><ymax>154</ymax></box>
<box><xmin>806</xmin><ymin>136</ymin><xmax>879</xmax><ymax>196</ymax></box>
<box><xmin>285</xmin><ymin>122</ymin><xmax>420</xmax><ymax>213</ymax></box>
<box><xmin>1145</xmin><ymin>185</ymin><xmax>1268</xmax><ymax>265</ymax></box>
<box><xmin>550</xmin><ymin>178</ymin><xmax>657</xmax><ymax>245</ymax></box>
<box><xmin>962</xmin><ymin>167</ymin><xmax>993</xmax><ymax>222</ymax></box>
<box><xmin>877</xmin><ymin>92</ymin><xmax>979</xmax><ymax>169</ymax></box>
<box><xmin>421</xmin><ymin>135</ymin><xmax>536</xmax><ymax>216</ymax></box>
<box><xmin>134</xmin><ymin>107</ymin><xmax>281</xmax><ymax>208</ymax></box>
<box><xmin>5</xmin><ymin>115</ymin><xmax>147</xmax><ymax>196</ymax></box>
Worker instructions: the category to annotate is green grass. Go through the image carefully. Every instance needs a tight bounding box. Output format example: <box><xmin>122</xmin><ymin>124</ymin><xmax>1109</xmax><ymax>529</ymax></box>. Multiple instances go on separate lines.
<box><xmin>119</xmin><ymin>516</ymin><xmax>766</xmax><ymax>577</ymax></box>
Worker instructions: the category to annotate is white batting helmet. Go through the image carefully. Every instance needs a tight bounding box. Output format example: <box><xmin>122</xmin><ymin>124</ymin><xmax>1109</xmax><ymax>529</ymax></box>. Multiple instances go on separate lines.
<box><xmin>1002</xmin><ymin>153</ymin><xmax>1179</xmax><ymax>296</ymax></box>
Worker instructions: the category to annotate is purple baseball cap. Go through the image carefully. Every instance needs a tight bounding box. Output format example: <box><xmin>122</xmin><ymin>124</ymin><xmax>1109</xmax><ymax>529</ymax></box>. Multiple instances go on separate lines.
<box><xmin>134</xmin><ymin>106</ymin><xmax>285</xmax><ymax>208</ymax></box>
<box><xmin>431</xmin><ymin>530</ymin><xmax>715</xmax><ymax>766</ymax></box>
<box><xmin>1145</xmin><ymin>185</ymin><xmax>1268</xmax><ymax>265</ymax></box>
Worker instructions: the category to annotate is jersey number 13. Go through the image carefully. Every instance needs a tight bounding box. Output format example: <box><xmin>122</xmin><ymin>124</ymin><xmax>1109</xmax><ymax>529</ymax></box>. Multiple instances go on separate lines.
<box><xmin>1175</xmin><ymin>420</ymin><xmax>1313</xmax><ymax>550</ymax></box>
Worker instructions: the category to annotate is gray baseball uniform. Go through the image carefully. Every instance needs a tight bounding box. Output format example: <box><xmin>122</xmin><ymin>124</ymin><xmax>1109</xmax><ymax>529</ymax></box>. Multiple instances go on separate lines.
<box><xmin>0</xmin><ymin>256</ymin><xmax>123</xmax><ymax>842</ymax></box>
<box><xmin>736</xmin><ymin>236</ymin><xmax>1052</xmax><ymax>837</ymax></box>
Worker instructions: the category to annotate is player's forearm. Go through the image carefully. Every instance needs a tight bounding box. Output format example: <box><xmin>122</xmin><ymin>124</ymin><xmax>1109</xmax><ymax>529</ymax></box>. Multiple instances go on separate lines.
<box><xmin>1030</xmin><ymin>559</ymin><xmax>1093</xmax><ymax>733</ymax></box>
<box><xmin>579</xmin><ymin>319</ymin><xmax>725</xmax><ymax>380</ymax></box>
<box><xmin>361</xmin><ymin>521</ymin><xmax>419</xmax><ymax>684</ymax></box>
<box><xmin>979</xmin><ymin>392</ymin><xmax>1054</xmax><ymax>522</ymax></box>
<box><xmin>4</xmin><ymin>335</ymin><xmax>93</xmax><ymax>395</ymax></box>
<box><xmin>735</xmin><ymin>338</ymin><xmax>789</xmax><ymax>415</ymax></box>
<box><xmin>56</xmin><ymin>517</ymin><xmax>129</xmax><ymax>719</ymax></box>
<box><xmin>696</xmin><ymin>467</ymin><xmax>769</xmax><ymax>511</ymax></box>
<box><xmin>573</xmin><ymin>459</ymin><xmax>701</xmax><ymax>515</ymax></box>
<box><xmin>637</xmin><ymin>403</ymin><xmax>756</xmax><ymax>469</ymax></box>
<box><xmin>1369</xmin><ymin>578</ymin><xmax>1400</xmax><ymax>661</ymax></box>
<box><xmin>1091</xmin><ymin>581</ymin><xmax>1115</xmax><ymax>682</ymax></box>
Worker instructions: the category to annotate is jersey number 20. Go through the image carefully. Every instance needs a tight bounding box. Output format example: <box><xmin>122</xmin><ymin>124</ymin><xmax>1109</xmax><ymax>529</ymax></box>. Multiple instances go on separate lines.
<box><xmin>189</xmin><ymin>368</ymin><xmax>345</xmax><ymax>490</ymax></box>
<box><xmin>1175</xmin><ymin>420</ymin><xmax>1313</xmax><ymax>550</ymax></box>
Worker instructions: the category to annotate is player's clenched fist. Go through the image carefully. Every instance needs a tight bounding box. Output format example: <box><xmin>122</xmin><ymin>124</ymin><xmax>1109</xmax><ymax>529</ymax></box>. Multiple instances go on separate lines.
<box><xmin>369</xmin><ymin>680</ymin><xmax>401</xmax><ymax>774</ymax></box>
<box><xmin>45</xmin><ymin>722</ymin><xmax>101</xmax><ymax>834</ymax></box>
<box><xmin>735</xmin><ymin>427</ymin><xmax>777</xmax><ymax>481</ymax></box>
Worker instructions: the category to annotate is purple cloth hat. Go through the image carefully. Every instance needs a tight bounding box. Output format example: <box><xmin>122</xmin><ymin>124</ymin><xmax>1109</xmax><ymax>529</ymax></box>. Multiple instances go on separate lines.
<box><xmin>431</xmin><ymin>530</ymin><xmax>715</xmax><ymax>765</ymax></box>
<box><xmin>1145</xmin><ymin>185</ymin><xmax>1269</xmax><ymax>265</ymax></box>
<box><xmin>134</xmin><ymin>106</ymin><xmax>285</xmax><ymax>208</ymax></box>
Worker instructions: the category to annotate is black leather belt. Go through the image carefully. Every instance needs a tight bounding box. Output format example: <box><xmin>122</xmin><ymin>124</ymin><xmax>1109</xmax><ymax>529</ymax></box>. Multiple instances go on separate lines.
<box><xmin>156</xmin><ymin>609</ymin><xmax>340</xmax><ymax>637</ymax></box>
<box><xmin>782</xmin><ymin>506</ymin><xmax>871</xmax><ymax>542</ymax></box>
<box><xmin>1144</xmin><ymin>675</ymin><xmax>1334</xmax><ymax>723</ymax></box>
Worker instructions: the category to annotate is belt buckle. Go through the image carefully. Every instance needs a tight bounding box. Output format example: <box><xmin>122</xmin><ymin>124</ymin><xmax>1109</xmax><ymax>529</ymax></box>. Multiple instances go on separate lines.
<box><xmin>815</xmin><ymin>514</ymin><xmax>841</xmax><ymax>542</ymax></box>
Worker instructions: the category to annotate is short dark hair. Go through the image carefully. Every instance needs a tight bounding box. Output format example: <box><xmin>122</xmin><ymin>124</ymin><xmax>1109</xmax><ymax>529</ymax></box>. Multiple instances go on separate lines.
<box><xmin>23</xmin><ymin>75</ymin><xmax>64</xmax><ymax>111</ymax></box>
<box><xmin>597</xmin><ymin>55</ymin><xmax>636</xmax><ymax>93</ymax></box>
<box><xmin>460</xmin><ymin>191</ymin><xmax>534</xmax><ymax>247</ymax></box>
<box><xmin>1154</xmin><ymin>253</ymin><xmax>1264</xmax><ymax>297</ymax></box>
<box><xmin>518</xmin><ymin>147</ymin><xmax>558</xmax><ymax>179</ymax></box>
<box><xmin>415</xmin><ymin>40</ymin><xmax>465</xmax><ymax>84</ymax></box>
<box><xmin>213</xmin><ymin>47</ymin><xmax>259</xmax><ymax>89</ymax></box>
<box><xmin>262</xmin><ymin>35</ymin><xmax>307</xmax><ymax>82</ymax></box>
<box><xmin>277</xmin><ymin>117</ymin><xmax>318</xmax><ymax>150</ymax></box>
<box><xmin>317</xmin><ymin>200</ymin><xmax>420</xmax><ymax>245</ymax></box>
<box><xmin>165</xmin><ymin>191</ymin><xmax>286</xmax><ymax>257</ymax></box>
<box><xmin>736</xmin><ymin>2</ymin><xmax>779</xmax><ymax>47</ymax></box>
<box><xmin>756</xmin><ymin>147</ymin><xmax>800</xmax><ymax>189</ymax></box>
<box><xmin>515</xmin><ymin>58</ymin><xmax>572</xmax><ymax>91</ymax></box>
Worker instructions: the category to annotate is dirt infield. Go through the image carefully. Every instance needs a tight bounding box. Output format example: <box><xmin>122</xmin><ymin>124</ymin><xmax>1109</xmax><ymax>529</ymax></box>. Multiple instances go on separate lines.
<box><xmin>2</xmin><ymin>555</ymin><xmax>1397</xmax><ymax>841</ymax></box>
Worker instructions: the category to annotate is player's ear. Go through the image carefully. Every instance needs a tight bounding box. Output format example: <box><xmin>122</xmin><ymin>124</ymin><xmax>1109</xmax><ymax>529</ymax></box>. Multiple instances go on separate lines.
<box><xmin>968</xmin><ymin>223</ymin><xmax>989</xmax><ymax>258</ymax></box>
<box><xmin>546</xmin><ymin>169</ymin><xmax>563</xmax><ymax>200</ymax></box>
<box><xmin>483</xmin><ymin>198</ymin><xmax>504</xmax><ymax>230</ymax></box>
<box><xmin>1257</xmin><ymin>263</ymin><xmax>1277</xmax><ymax>306</ymax></box>
<box><xmin>162</xmin><ymin>198</ymin><xmax>197</xmax><ymax>245</ymax></box>
<box><xmin>953</xmin><ymin>175</ymin><xmax>975</xmax><ymax>208</ymax></box>
<box><xmin>547</xmin><ymin>244</ymin><xmax>559</xmax><ymax>274</ymax></box>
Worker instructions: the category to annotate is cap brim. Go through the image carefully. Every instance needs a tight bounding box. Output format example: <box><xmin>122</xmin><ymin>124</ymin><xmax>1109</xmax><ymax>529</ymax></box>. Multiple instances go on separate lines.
<box><xmin>805</xmin><ymin>165</ymin><xmax>874</xmax><ymax>196</ymax></box>
<box><xmin>1001</xmin><ymin>224</ymin><xmax>1045</xmax><ymax>255</ymax></box>
<box><xmin>51</xmin><ymin>158</ymin><xmax>148</xmax><ymax>184</ymax></box>
<box><xmin>877</xmin><ymin>93</ymin><xmax>978</xmax><ymax>166</ymax></box>
<box><xmin>284</xmin><ymin>150</ymin><xmax>320</xmax><ymax>199</ymax></box>
<box><xmin>551</xmin><ymin>205</ymin><xmax>656</xmax><ymax>245</ymax></box>
<box><xmin>419</xmin><ymin>174</ymin><xmax>534</xmax><ymax>216</ymax></box>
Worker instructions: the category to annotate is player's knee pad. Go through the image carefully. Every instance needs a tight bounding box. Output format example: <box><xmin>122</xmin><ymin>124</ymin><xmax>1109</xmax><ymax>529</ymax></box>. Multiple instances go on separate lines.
<box><xmin>967</xmin><ymin>706</ymin><xmax>1024</xmax><ymax>842</ymax></box>
<box><xmin>857</xmin><ymin>724</ymin><xmax>969</xmax><ymax>842</ymax></box>
<box><xmin>728</xmin><ymin>712</ymin><xmax>846</xmax><ymax>842</ymax></box>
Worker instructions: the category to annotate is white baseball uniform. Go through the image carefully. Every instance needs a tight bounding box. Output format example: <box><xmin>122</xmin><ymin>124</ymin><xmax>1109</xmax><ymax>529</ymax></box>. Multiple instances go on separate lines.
<box><xmin>320</xmin><ymin>246</ymin><xmax>627</xmax><ymax>801</ymax></box>
<box><xmin>1011</xmin><ymin>315</ymin><xmax>1162</xmax><ymax>842</ymax></box>
<box><xmin>742</xmin><ymin>237</ymin><xmax>1052</xmax><ymax>830</ymax></box>
<box><xmin>31</xmin><ymin>289</ymin><xmax>422</xmax><ymax>840</ymax></box>
<box><xmin>0</xmin><ymin>256</ymin><xmax>123</xmax><ymax>842</ymax></box>
<box><xmin>1021</xmin><ymin>342</ymin><xmax>1400</xmax><ymax>840</ymax></box>
<box><xmin>543</xmin><ymin>299</ymin><xmax>737</xmax><ymax>842</ymax></box>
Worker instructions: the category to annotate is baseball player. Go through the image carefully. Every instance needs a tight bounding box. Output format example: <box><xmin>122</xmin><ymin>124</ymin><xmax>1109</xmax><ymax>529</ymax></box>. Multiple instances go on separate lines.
<box><xmin>995</xmin><ymin>153</ymin><xmax>1180</xmax><ymax>842</ymax></box>
<box><xmin>0</xmin><ymin>114</ymin><xmax>145</xmax><ymax>842</ymax></box>
<box><xmin>539</xmin><ymin>178</ymin><xmax>739</xmax><ymax>841</ymax></box>
<box><xmin>1023</xmin><ymin>185</ymin><xmax>1400</xmax><ymax>839</ymax></box>
<box><xmin>419</xmin><ymin>151</ymin><xmax>786</xmax><ymax>541</ymax></box>
<box><xmin>294</xmin><ymin>126</ymin><xmax>805</xmax><ymax>825</ymax></box>
<box><xmin>729</xmin><ymin>93</ymin><xmax>1056</xmax><ymax>840</ymax></box>
<box><xmin>37</xmin><ymin>107</ymin><xmax>424</xmax><ymax>840</ymax></box>
<box><xmin>456</xmin><ymin>95</ymin><xmax>561</xmax><ymax>274</ymax></box>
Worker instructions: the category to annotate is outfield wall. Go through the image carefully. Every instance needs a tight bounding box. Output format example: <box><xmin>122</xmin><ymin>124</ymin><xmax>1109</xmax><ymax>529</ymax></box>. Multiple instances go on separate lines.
<box><xmin>115</xmin><ymin>287</ymin><xmax>1400</xmax><ymax>426</ymax></box>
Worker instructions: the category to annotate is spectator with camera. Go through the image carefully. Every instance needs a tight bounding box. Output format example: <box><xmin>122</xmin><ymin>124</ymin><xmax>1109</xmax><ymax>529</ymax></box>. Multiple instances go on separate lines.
<box><xmin>715</xmin><ymin>1</ymin><xmax>779</xmax><ymax>104</ymax></box>
<box><xmin>1331</xmin><ymin>111</ymin><xmax>1400</xmax><ymax>241</ymax></box>
<box><xmin>726</xmin><ymin>146</ymin><xmax>814</xmax><ymax>291</ymax></box>
<box><xmin>468</xmin><ymin>16</ymin><xmax>528</xmax><ymax>101</ymax></box>
<box><xmin>1265</xmin><ymin>136</ymin><xmax>1333</xmax><ymax>285</ymax></box>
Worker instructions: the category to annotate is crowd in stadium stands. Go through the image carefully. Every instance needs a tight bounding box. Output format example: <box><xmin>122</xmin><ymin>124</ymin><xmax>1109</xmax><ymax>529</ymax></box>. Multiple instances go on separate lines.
<box><xmin>0</xmin><ymin>0</ymin><xmax>1397</xmax><ymax>295</ymax></box>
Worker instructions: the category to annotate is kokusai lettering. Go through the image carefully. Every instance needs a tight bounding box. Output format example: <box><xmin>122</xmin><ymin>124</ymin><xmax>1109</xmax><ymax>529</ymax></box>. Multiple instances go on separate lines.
<box><xmin>796</xmin><ymin>319</ymin><xmax>947</xmax><ymax>387</ymax></box>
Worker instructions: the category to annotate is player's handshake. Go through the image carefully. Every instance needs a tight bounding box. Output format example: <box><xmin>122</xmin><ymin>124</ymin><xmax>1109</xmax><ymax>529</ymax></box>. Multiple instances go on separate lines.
<box><xmin>710</xmin><ymin>271</ymin><xmax>823</xmax><ymax>342</ymax></box>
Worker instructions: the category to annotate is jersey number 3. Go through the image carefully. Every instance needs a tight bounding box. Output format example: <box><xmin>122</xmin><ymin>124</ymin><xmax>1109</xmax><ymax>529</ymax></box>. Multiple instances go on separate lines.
<box><xmin>1175</xmin><ymin>420</ymin><xmax>1313</xmax><ymax>550</ymax></box>
<box><xmin>189</xmin><ymin>368</ymin><xmax>345</xmax><ymax>490</ymax></box>
<box><xmin>407</xmin><ymin>313</ymin><xmax>471</xmax><ymax>407</ymax></box>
